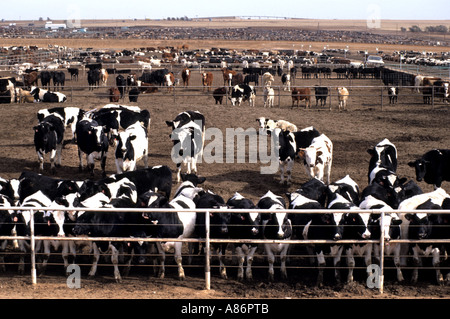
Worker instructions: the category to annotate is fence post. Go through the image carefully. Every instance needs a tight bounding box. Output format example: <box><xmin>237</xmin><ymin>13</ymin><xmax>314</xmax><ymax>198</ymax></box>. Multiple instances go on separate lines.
<box><xmin>379</xmin><ymin>211</ymin><xmax>385</xmax><ymax>294</ymax></box>
<box><xmin>205</xmin><ymin>210</ymin><xmax>211</xmax><ymax>290</ymax></box>
<box><xmin>30</xmin><ymin>210</ymin><xmax>37</xmax><ymax>286</ymax></box>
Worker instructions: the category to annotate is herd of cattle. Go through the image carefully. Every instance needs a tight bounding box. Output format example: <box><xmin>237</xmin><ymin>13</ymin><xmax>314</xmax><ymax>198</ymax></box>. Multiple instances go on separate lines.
<box><xmin>0</xmin><ymin>57</ymin><xmax>449</xmax><ymax>109</ymax></box>
<box><xmin>0</xmin><ymin>102</ymin><xmax>449</xmax><ymax>287</ymax></box>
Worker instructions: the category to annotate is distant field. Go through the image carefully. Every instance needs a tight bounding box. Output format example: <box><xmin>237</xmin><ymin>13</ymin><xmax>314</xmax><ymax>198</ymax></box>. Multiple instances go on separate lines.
<box><xmin>1</xmin><ymin>18</ymin><xmax>449</xmax><ymax>53</ymax></box>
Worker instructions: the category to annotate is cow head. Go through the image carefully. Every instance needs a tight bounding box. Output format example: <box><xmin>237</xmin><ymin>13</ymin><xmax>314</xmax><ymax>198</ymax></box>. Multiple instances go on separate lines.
<box><xmin>339</xmin><ymin>213</ymin><xmax>371</xmax><ymax>240</ymax></box>
<box><xmin>408</xmin><ymin>159</ymin><xmax>428</xmax><ymax>182</ymax></box>
<box><xmin>33</xmin><ymin>122</ymin><xmax>55</xmax><ymax>145</ymax></box>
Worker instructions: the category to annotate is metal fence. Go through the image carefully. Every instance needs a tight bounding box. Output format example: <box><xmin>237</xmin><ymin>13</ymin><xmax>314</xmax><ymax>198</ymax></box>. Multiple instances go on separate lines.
<box><xmin>1</xmin><ymin>206</ymin><xmax>449</xmax><ymax>294</ymax></box>
<box><xmin>10</xmin><ymin>84</ymin><xmax>449</xmax><ymax>110</ymax></box>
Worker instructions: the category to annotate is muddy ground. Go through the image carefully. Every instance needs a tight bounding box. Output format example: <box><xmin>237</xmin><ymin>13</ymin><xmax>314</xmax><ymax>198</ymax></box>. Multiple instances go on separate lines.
<box><xmin>0</xmin><ymin>67</ymin><xmax>449</xmax><ymax>299</ymax></box>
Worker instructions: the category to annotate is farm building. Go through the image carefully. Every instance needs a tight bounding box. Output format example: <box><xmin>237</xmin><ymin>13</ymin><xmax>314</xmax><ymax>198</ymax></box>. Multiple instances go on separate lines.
<box><xmin>44</xmin><ymin>22</ymin><xmax>66</xmax><ymax>30</ymax></box>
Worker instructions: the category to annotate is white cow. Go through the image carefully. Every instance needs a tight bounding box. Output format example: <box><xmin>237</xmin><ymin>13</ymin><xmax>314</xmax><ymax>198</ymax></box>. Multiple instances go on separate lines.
<box><xmin>336</xmin><ymin>87</ymin><xmax>349</xmax><ymax>111</ymax></box>
<box><xmin>263</xmin><ymin>86</ymin><xmax>274</xmax><ymax>108</ymax></box>
<box><xmin>298</xmin><ymin>134</ymin><xmax>333</xmax><ymax>184</ymax></box>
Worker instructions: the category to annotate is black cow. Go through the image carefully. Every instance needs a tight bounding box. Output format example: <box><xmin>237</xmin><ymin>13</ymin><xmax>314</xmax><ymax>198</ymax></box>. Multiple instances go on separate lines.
<box><xmin>116</xmin><ymin>74</ymin><xmax>127</xmax><ymax>98</ymax></box>
<box><xmin>40</xmin><ymin>71</ymin><xmax>52</xmax><ymax>89</ymax></box>
<box><xmin>314</xmin><ymin>86</ymin><xmax>328</xmax><ymax>106</ymax></box>
<box><xmin>52</xmin><ymin>71</ymin><xmax>65</xmax><ymax>90</ymax></box>
<box><xmin>327</xmin><ymin>175</ymin><xmax>360</xmax><ymax>206</ymax></box>
<box><xmin>404</xmin><ymin>201</ymin><xmax>448</xmax><ymax>285</ymax></box>
<box><xmin>0</xmin><ymin>177</ymin><xmax>20</xmax><ymax>203</ymax></box>
<box><xmin>33</xmin><ymin>114</ymin><xmax>65</xmax><ymax>173</ymax></box>
<box><xmin>195</xmin><ymin>190</ymin><xmax>231</xmax><ymax>279</ymax></box>
<box><xmin>213</xmin><ymin>87</ymin><xmax>226</xmax><ymax>105</ymax></box>
<box><xmin>139</xmin><ymin>69</ymin><xmax>169</xmax><ymax>86</ymax></box>
<box><xmin>244</xmin><ymin>74</ymin><xmax>259</xmax><ymax>86</ymax></box>
<box><xmin>128</xmin><ymin>87</ymin><xmax>140</xmax><ymax>102</ymax></box>
<box><xmin>87</xmin><ymin>69</ymin><xmax>100</xmax><ymax>90</ymax></box>
<box><xmin>75</xmin><ymin>118</ymin><xmax>109</xmax><ymax>177</ymax></box>
<box><xmin>68</xmin><ymin>68</ymin><xmax>79</xmax><ymax>81</ymax></box>
<box><xmin>408</xmin><ymin>149</ymin><xmax>450</xmax><ymax>189</ymax></box>
<box><xmin>18</xmin><ymin>171</ymin><xmax>80</xmax><ymax>203</ymax></box>
<box><xmin>226</xmin><ymin>192</ymin><xmax>260</xmax><ymax>281</ymax></box>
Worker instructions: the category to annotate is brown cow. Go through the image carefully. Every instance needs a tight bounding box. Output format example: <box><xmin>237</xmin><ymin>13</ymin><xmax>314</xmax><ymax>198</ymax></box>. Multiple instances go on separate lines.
<box><xmin>23</xmin><ymin>71</ymin><xmax>38</xmax><ymax>87</ymax></box>
<box><xmin>139</xmin><ymin>83</ymin><xmax>159</xmax><ymax>94</ymax></box>
<box><xmin>202</xmin><ymin>72</ymin><xmax>214</xmax><ymax>92</ymax></box>
<box><xmin>222</xmin><ymin>68</ymin><xmax>236</xmax><ymax>87</ymax></box>
<box><xmin>182</xmin><ymin>68</ymin><xmax>191</xmax><ymax>87</ymax></box>
<box><xmin>291</xmin><ymin>88</ymin><xmax>311</xmax><ymax>108</ymax></box>
<box><xmin>213</xmin><ymin>87</ymin><xmax>227</xmax><ymax>105</ymax></box>
<box><xmin>108</xmin><ymin>87</ymin><xmax>120</xmax><ymax>102</ymax></box>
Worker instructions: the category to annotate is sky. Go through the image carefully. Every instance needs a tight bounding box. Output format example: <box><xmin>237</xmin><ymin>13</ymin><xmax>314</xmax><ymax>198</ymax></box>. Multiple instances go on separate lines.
<box><xmin>1</xmin><ymin>0</ymin><xmax>449</xmax><ymax>21</ymax></box>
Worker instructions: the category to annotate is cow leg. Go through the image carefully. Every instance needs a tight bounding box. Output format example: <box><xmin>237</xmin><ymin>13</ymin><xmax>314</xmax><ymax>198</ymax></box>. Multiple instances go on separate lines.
<box><xmin>286</xmin><ymin>159</ymin><xmax>294</xmax><ymax>184</ymax></box>
<box><xmin>155</xmin><ymin>242</ymin><xmax>166</xmax><ymax>279</ymax></box>
<box><xmin>49</xmin><ymin>149</ymin><xmax>57</xmax><ymax>174</ymax></box>
<box><xmin>100</xmin><ymin>153</ymin><xmax>107</xmax><ymax>178</ymax></box>
<box><xmin>393</xmin><ymin>244</ymin><xmax>404</xmax><ymax>282</ymax></box>
<box><xmin>432</xmin><ymin>247</ymin><xmax>444</xmax><ymax>285</ymax></box>
<box><xmin>0</xmin><ymin>240</ymin><xmax>7</xmax><ymax>272</ymax></box>
<box><xmin>88</xmin><ymin>243</ymin><xmax>100</xmax><ymax>278</ymax></box>
<box><xmin>56</xmin><ymin>143</ymin><xmax>62</xmax><ymax>167</ymax></box>
<box><xmin>346</xmin><ymin>247</ymin><xmax>355</xmax><ymax>283</ymax></box>
<box><xmin>110</xmin><ymin>243</ymin><xmax>121</xmax><ymax>283</ymax></box>
<box><xmin>316</xmin><ymin>251</ymin><xmax>326</xmax><ymax>287</ymax></box>
<box><xmin>265</xmin><ymin>244</ymin><xmax>275</xmax><ymax>282</ymax></box>
<box><xmin>236</xmin><ymin>245</ymin><xmax>247</xmax><ymax>281</ymax></box>
<box><xmin>280</xmin><ymin>244</ymin><xmax>289</xmax><ymax>280</ymax></box>
<box><xmin>39</xmin><ymin>240</ymin><xmax>52</xmax><ymax>276</ymax></box>
<box><xmin>279</xmin><ymin>162</ymin><xmax>285</xmax><ymax>184</ymax></box>
<box><xmin>37</xmin><ymin>150</ymin><xmax>44</xmax><ymax>172</ymax></box>
<box><xmin>78</xmin><ymin>148</ymin><xmax>84</xmax><ymax>172</ymax></box>
<box><xmin>115</xmin><ymin>158</ymin><xmax>124</xmax><ymax>174</ymax></box>
<box><xmin>174</xmin><ymin>242</ymin><xmax>185</xmax><ymax>280</ymax></box>
<box><xmin>246</xmin><ymin>246</ymin><xmax>257</xmax><ymax>281</ymax></box>
<box><xmin>217</xmin><ymin>245</ymin><xmax>228</xmax><ymax>279</ymax></box>
<box><xmin>331</xmin><ymin>245</ymin><xmax>343</xmax><ymax>284</ymax></box>
<box><xmin>176</xmin><ymin>164</ymin><xmax>182</xmax><ymax>183</ymax></box>
<box><xmin>411</xmin><ymin>245</ymin><xmax>421</xmax><ymax>284</ymax></box>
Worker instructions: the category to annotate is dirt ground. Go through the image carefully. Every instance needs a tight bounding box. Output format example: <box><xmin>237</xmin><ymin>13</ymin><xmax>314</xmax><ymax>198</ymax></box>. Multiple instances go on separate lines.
<box><xmin>0</xmin><ymin>66</ymin><xmax>449</xmax><ymax>299</ymax></box>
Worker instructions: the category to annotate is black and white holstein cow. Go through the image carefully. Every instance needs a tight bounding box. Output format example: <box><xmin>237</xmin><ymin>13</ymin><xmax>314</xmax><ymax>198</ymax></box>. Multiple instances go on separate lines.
<box><xmin>328</xmin><ymin>182</ymin><xmax>372</xmax><ymax>284</ymax></box>
<box><xmin>273</xmin><ymin>128</ymin><xmax>296</xmax><ymax>185</ymax></box>
<box><xmin>195</xmin><ymin>190</ymin><xmax>231</xmax><ymax>279</ymax></box>
<box><xmin>398</xmin><ymin>188</ymin><xmax>450</xmax><ymax>285</ymax></box>
<box><xmin>166</xmin><ymin>111</ymin><xmax>206</xmax><ymax>183</ymax></box>
<box><xmin>388</xmin><ymin>86</ymin><xmax>399</xmax><ymax>104</ymax></box>
<box><xmin>37</xmin><ymin>107</ymin><xmax>85</xmax><ymax>142</ymax></box>
<box><xmin>298</xmin><ymin>134</ymin><xmax>333</xmax><ymax>185</ymax></box>
<box><xmin>115</xmin><ymin>122</ymin><xmax>148</xmax><ymax>173</ymax></box>
<box><xmin>359</xmin><ymin>195</ymin><xmax>404</xmax><ymax>282</ymax></box>
<box><xmin>408</xmin><ymin>149</ymin><xmax>450</xmax><ymax>189</ymax></box>
<box><xmin>367</xmin><ymin>138</ymin><xmax>398</xmax><ymax>186</ymax></box>
<box><xmin>75</xmin><ymin>118</ymin><xmax>109</xmax><ymax>178</ymax></box>
<box><xmin>89</xmin><ymin>105</ymin><xmax>150</xmax><ymax>145</ymax></box>
<box><xmin>0</xmin><ymin>194</ymin><xmax>15</xmax><ymax>272</ymax></box>
<box><xmin>226</xmin><ymin>192</ymin><xmax>260</xmax><ymax>281</ymax></box>
<box><xmin>230</xmin><ymin>84</ymin><xmax>256</xmax><ymax>106</ymax></box>
<box><xmin>33</xmin><ymin>114</ymin><xmax>65</xmax><ymax>174</ymax></box>
<box><xmin>139</xmin><ymin>190</ymin><xmax>197</xmax><ymax>280</ymax></box>
<box><xmin>257</xmin><ymin>191</ymin><xmax>292</xmax><ymax>281</ymax></box>
<box><xmin>30</xmin><ymin>87</ymin><xmax>66</xmax><ymax>103</ymax></box>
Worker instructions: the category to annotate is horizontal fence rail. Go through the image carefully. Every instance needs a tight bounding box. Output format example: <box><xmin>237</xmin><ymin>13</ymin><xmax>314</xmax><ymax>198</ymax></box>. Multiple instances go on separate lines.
<box><xmin>0</xmin><ymin>206</ymin><xmax>449</xmax><ymax>293</ymax></box>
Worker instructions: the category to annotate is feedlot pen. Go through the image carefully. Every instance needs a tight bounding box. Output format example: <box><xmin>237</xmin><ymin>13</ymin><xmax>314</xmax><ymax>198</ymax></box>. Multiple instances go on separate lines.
<box><xmin>0</xmin><ymin>66</ymin><xmax>449</xmax><ymax>299</ymax></box>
